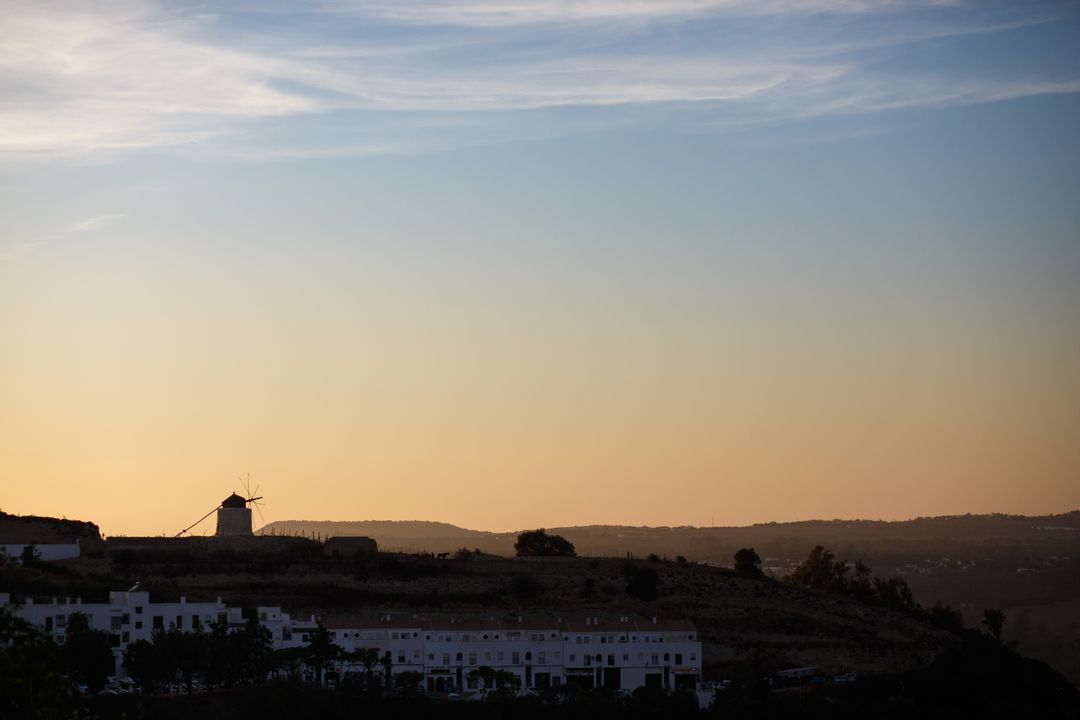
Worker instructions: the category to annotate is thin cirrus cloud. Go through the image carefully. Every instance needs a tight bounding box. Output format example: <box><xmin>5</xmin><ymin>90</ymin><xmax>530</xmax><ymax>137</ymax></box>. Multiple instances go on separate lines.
<box><xmin>350</xmin><ymin>0</ymin><xmax>959</xmax><ymax>27</ymax></box>
<box><xmin>0</xmin><ymin>0</ymin><xmax>1075</xmax><ymax>159</ymax></box>
<box><xmin>0</xmin><ymin>214</ymin><xmax>125</xmax><ymax>262</ymax></box>
<box><xmin>65</xmin><ymin>214</ymin><xmax>126</xmax><ymax>233</ymax></box>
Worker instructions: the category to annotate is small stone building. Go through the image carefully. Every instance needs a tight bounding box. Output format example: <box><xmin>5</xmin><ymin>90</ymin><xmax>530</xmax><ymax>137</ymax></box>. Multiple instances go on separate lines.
<box><xmin>323</xmin><ymin>536</ymin><xmax>378</xmax><ymax>558</ymax></box>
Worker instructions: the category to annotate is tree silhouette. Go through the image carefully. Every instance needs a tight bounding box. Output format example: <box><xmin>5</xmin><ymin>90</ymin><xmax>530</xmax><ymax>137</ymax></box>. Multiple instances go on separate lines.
<box><xmin>305</xmin><ymin>623</ymin><xmax>340</xmax><ymax>687</ymax></box>
<box><xmin>733</xmin><ymin>547</ymin><xmax>763</xmax><ymax>576</ymax></box>
<box><xmin>62</xmin><ymin>612</ymin><xmax>114</xmax><ymax>692</ymax></box>
<box><xmin>982</xmin><ymin>608</ymin><xmax>1006</xmax><ymax>641</ymax></box>
<box><xmin>514</xmin><ymin>529</ymin><xmax>576</xmax><ymax>557</ymax></box>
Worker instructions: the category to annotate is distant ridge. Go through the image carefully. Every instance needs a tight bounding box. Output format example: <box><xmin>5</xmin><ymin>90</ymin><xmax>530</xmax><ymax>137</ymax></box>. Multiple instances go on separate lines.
<box><xmin>259</xmin><ymin>519</ymin><xmax>500</xmax><ymax>540</ymax></box>
<box><xmin>258</xmin><ymin>511</ymin><xmax>1080</xmax><ymax>558</ymax></box>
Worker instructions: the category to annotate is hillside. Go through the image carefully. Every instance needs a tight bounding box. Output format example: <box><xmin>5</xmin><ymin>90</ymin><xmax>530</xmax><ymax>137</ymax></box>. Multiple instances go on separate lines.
<box><xmin>0</xmin><ymin>510</ymin><xmax>104</xmax><ymax>549</ymax></box>
<box><xmin>258</xmin><ymin>512</ymin><xmax>1080</xmax><ymax>685</ymax></box>
<box><xmin>259</xmin><ymin>511</ymin><xmax>1080</xmax><ymax>554</ymax></box>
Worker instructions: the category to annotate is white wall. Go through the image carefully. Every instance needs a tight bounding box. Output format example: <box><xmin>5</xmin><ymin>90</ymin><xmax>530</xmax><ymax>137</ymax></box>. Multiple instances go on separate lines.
<box><xmin>0</xmin><ymin>540</ymin><xmax>80</xmax><ymax>562</ymax></box>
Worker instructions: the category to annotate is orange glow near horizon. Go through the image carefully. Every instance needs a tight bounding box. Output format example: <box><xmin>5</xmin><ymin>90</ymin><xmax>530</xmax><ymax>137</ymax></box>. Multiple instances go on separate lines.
<box><xmin>2</xmin><ymin>252</ymin><xmax>1078</xmax><ymax>537</ymax></box>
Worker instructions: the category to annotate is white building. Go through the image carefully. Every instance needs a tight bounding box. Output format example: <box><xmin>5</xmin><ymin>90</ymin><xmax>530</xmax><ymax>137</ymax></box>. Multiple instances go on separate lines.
<box><xmin>0</xmin><ymin>540</ymin><xmax>81</xmax><ymax>563</ymax></box>
<box><xmin>0</xmin><ymin>592</ymin><xmax>701</xmax><ymax>693</ymax></box>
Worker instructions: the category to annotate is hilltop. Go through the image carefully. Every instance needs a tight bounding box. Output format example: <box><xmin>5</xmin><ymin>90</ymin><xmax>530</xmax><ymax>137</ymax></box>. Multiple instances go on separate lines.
<box><xmin>0</xmin><ymin>510</ymin><xmax>104</xmax><ymax>551</ymax></box>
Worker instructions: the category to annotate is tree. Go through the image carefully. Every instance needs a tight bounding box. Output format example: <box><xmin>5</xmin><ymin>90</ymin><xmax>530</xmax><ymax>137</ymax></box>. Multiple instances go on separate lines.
<box><xmin>395</xmin><ymin>670</ymin><xmax>424</xmax><ymax>691</ymax></box>
<box><xmin>20</xmin><ymin>544</ymin><xmax>42</xmax><ymax>568</ymax></box>
<box><xmin>305</xmin><ymin>622</ymin><xmax>340</xmax><ymax>687</ymax></box>
<box><xmin>625</xmin><ymin>567</ymin><xmax>660</xmax><ymax>602</ymax></box>
<box><xmin>733</xmin><ymin>547</ymin><xmax>763</xmax><ymax>576</ymax></box>
<box><xmin>124</xmin><ymin>638</ymin><xmax>163</xmax><ymax>693</ymax></box>
<box><xmin>510</xmin><ymin>573</ymin><xmax>545</xmax><ymax>600</ymax></box>
<box><xmin>785</xmin><ymin>545</ymin><xmax>850</xmax><ymax>592</ymax></box>
<box><xmin>0</xmin><ymin>607</ymin><xmax>69</xmax><ymax>718</ymax></box>
<box><xmin>232</xmin><ymin>616</ymin><xmax>273</xmax><ymax>684</ymax></box>
<box><xmin>514</xmin><ymin>529</ymin><xmax>576</xmax><ymax>557</ymax></box>
<box><xmin>872</xmin><ymin>576</ymin><xmax>917</xmax><ymax>612</ymax></box>
<box><xmin>982</xmin><ymin>608</ymin><xmax>1006</xmax><ymax>641</ymax></box>
<box><xmin>352</xmin><ymin>647</ymin><xmax>381</xmax><ymax>690</ymax></box>
<box><xmin>62</xmin><ymin>612</ymin><xmax>114</xmax><ymax>692</ymax></box>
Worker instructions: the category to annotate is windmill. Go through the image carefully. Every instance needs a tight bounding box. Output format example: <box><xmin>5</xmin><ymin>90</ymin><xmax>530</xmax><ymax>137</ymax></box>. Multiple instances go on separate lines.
<box><xmin>175</xmin><ymin>474</ymin><xmax>267</xmax><ymax>537</ymax></box>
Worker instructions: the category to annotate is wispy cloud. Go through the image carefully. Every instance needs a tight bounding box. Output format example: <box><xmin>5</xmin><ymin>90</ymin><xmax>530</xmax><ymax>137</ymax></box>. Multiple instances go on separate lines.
<box><xmin>0</xmin><ymin>0</ymin><xmax>1074</xmax><ymax>160</ymax></box>
<box><xmin>348</xmin><ymin>0</ymin><xmax>959</xmax><ymax>27</ymax></box>
<box><xmin>65</xmin><ymin>214</ymin><xmax>126</xmax><ymax>233</ymax></box>
<box><xmin>0</xmin><ymin>214</ymin><xmax>125</xmax><ymax>263</ymax></box>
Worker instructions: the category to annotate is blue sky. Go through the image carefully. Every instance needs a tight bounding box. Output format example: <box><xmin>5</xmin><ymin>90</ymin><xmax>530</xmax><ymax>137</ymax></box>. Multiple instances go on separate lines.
<box><xmin>1</xmin><ymin>0</ymin><xmax>1079</xmax><ymax>531</ymax></box>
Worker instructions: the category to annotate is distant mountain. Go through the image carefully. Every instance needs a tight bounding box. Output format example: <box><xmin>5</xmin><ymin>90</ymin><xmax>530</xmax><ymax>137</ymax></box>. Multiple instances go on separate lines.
<box><xmin>259</xmin><ymin>511</ymin><xmax>1080</xmax><ymax>559</ymax></box>
<box><xmin>259</xmin><ymin>519</ymin><xmax>502</xmax><ymax>541</ymax></box>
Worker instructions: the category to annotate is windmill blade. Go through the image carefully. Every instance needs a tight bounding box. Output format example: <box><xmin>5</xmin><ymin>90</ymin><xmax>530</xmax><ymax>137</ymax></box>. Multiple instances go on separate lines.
<box><xmin>253</xmin><ymin>501</ymin><xmax>267</xmax><ymax>525</ymax></box>
<box><xmin>252</xmin><ymin>483</ymin><xmax>260</xmax><ymax>498</ymax></box>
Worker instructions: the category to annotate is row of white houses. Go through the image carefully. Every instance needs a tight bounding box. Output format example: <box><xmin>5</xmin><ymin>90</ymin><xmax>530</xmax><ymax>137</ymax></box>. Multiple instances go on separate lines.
<box><xmin>1</xmin><ymin>590</ymin><xmax>702</xmax><ymax>693</ymax></box>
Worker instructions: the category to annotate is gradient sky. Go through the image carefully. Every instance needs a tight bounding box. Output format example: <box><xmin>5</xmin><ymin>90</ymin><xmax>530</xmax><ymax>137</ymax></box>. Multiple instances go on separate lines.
<box><xmin>2</xmin><ymin>0</ymin><xmax>1079</xmax><ymax>537</ymax></box>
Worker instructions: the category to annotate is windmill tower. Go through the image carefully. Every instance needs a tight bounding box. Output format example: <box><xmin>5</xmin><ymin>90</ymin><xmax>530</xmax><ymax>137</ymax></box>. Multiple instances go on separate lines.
<box><xmin>216</xmin><ymin>474</ymin><xmax>266</xmax><ymax>536</ymax></box>
<box><xmin>176</xmin><ymin>474</ymin><xmax>266</xmax><ymax>537</ymax></box>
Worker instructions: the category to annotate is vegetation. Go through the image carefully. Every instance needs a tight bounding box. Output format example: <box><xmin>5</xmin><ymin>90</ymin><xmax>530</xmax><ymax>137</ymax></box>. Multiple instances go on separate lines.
<box><xmin>621</xmin><ymin>563</ymin><xmax>660</xmax><ymax>602</ymax></box>
<box><xmin>784</xmin><ymin>545</ymin><xmax>974</xmax><ymax>634</ymax></box>
<box><xmin>62</xmin><ymin>612</ymin><xmax>114</xmax><ymax>692</ymax></box>
<box><xmin>514</xmin><ymin>529</ymin><xmax>576</xmax><ymax>558</ymax></box>
<box><xmin>982</xmin><ymin>608</ymin><xmax>1006</xmax><ymax>641</ymax></box>
<box><xmin>733</xmin><ymin>547</ymin><xmax>763</xmax><ymax>576</ymax></box>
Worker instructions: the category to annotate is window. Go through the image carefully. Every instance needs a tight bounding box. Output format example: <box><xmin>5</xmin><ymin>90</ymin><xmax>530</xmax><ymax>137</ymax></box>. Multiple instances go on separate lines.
<box><xmin>398</xmin><ymin>653</ymin><xmax>405</xmax><ymax>663</ymax></box>
<box><xmin>122</xmin><ymin>632</ymin><xmax>129</xmax><ymax>643</ymax></box>
<box><xmin>690</xmin><ymin>654</ymin><xmax>697</xmax><ymax>662</ymax></box>
<box><xmin>484</xmin><ymin>652</ymin><xmax>491</xmax><ymax>662</ymax></box>
<box><xmin>456</xmin><ymin>653</ymin><xmax>463</xmax><ymax>662</ymax></box>
<box><xmin>525</xmin><ymin>652</ymin><xmax>532</xmax><ymax>662</ymax></box>
<box><xmin>442</xmin><ymin>654</ymin><xmax>450</xmax><ymax>665</ymax></box>
<box><xmin>122</xmin><ymin>614</ymin><xmax>130</xmax><ymax>625</ymax></box>
<box><xmin>135</xmin><ymin>606</ymin><xmax>143</xmax><ymax>615</ymax></box>
<box><xmin>135</xmin><ymin>621</ymin><xmax>143</xmax><ymax>630</ymax></box>
<box><xmin>413</xmin><ymin>650</ymin><xmax>420</xmax><ymax>660</ymax></box>
<box><xmin>152</xmin><ymin>616</ymin><xmax>164</xmax><ymax>630</ymax></box>
<box><xmin>428</xmin><ymin>654</ymin><xmax>434</xmax><ymax>661</ymax></box>
<box><xmin>469</xmin><ymin>653</ymin><xmax>476</xmax><ymax>665</ymax></box>
<box><xmin>539</xmin><ymin>652</ymin><xmax>546</xmax><ymax>664</ymax></box>
<box><xmin>651</xmin><ymin>654</ymin><xmax>658</xmax><ymax>665</ymax></box>
<box><xmin>56</xmin><ymin>615</ymin><xmax>67</xmax><ymax>628</ymax></box>
<box><xmin>664</xmin><ymin>653</ymin><xmax>670</xmax><ymax>663</ymax></box>
<box><xmin>112</xmin><ymin>616</ymin><xmax>123</xmax><ymax>631</ymax></box>
<box><xmin>584</xmin><ymin>655</ymin><xmax>591</xmax><ymax>666</ymax></box>
<box><xmin>623</xmin><ymin>654</ymin><xmax>629</xmax><ymax>662</ymax></box>
<box><xmin>607</xmin><ymin>655</ymin><xmax>614</xmax><ymax>666</ymax></box>
<box><xmin>192</xmin><ymin>615</ymin><xmax>200</xmax><ymax>629</ymax></box>
<box><xmin>497</xmin><ymin>652</ymin><xmax>504</xmax><ymax>662</ymax></box>
<box><xmin>512</xmin><ymin>652</ymin><xmax>520</xmax><ymax>665</ymax></box>
<box><xmin>176</xmin><ymin>615</ymin><xmax>183</xmax><ymax>630</ymax></box>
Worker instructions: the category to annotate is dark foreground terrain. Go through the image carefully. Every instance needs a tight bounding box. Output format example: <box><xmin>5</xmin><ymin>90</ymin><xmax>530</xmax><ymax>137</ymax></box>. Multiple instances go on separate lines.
<box><xmin>2</xmin><ymin>509</ymin><xmax>1079</xmax><ymax>718</ymax></box>
<box><xmin>18</xmin><ymin>635</ymin><xmax>1080</xmax><ymax>720</ymax></box>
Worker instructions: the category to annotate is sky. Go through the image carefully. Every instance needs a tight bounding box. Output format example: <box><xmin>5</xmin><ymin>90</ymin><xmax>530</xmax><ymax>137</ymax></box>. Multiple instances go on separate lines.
<box><xmin>1</xmin><ymin>0</ymin><xmax>1079</xmax><ymax>537</ymax></box>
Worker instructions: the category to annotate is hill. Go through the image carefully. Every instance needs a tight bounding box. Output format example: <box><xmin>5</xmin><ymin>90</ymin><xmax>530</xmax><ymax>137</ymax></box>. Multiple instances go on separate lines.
<box><xmin>0</xmin><ymin>509</ymin><xmax>104</xmax><ymax>550</ymax></box>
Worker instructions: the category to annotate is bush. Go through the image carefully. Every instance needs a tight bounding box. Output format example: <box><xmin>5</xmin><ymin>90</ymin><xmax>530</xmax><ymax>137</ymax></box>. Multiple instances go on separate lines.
<box><xmin>514</xmin><ymin>530</ymin><xmax>576</xmax><ymax>558</ymax></box>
